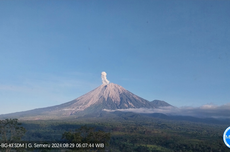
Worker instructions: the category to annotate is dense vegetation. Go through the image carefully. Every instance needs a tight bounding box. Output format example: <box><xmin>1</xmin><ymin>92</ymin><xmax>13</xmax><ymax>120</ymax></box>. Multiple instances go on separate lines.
<box><xmin>1</xmin><ymin>112</ymin><xmax>229</xmax><ymax>152</ymax></box>
<box><xmin>0</xmin><ymin>119</ymin><xmax>26</xmax><ymax>152</ymax></box>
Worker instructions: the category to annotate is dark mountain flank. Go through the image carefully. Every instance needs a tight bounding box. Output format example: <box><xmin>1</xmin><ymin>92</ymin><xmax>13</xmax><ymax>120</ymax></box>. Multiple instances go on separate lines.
<box><xmin>150</xmin><ymin>100</ymin><xmax>172</xmax><ymax>107</ymax></box>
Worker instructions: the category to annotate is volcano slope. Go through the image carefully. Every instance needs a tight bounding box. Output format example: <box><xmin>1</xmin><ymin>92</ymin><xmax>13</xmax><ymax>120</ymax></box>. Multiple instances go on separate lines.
<box><xmin>0</xmin><ymin>83</ymin><xmax>171</xmax><ymax>120</ymax></box>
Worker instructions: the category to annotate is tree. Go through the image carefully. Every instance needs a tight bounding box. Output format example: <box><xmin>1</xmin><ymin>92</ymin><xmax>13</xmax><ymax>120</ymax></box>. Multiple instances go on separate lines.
<box><xmin>135</xmin><ymin>145</ymin><xmax>150</xmax><ymax>152</ymax></box>
<box><xmin>0</xmin><ymin>119</ymin><xmax>26</xmax><ymax>152</ymax></box>
<box><xmin>0</xmin><ymin>119</ymin><xmax>26</xmax><ymax>142</ymax></box>
<box><xmin>62</xmin><ymin>125</ymin><xmax>110</xmax><ymax>151</ymax></box>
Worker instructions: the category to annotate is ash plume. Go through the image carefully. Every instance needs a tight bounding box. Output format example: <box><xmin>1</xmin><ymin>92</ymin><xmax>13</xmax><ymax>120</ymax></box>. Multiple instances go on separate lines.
<box><xmin>101</xmin><ymin>71</ymin><xmax>109</xmax><ymax>85</ymax></box>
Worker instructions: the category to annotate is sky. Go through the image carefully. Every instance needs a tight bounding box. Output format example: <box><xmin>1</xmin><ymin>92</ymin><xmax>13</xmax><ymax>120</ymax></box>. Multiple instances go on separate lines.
<box><xmin>0</xmin><ymin>0</ymin><xmax>229</xmax><ymax>114</ymax></box>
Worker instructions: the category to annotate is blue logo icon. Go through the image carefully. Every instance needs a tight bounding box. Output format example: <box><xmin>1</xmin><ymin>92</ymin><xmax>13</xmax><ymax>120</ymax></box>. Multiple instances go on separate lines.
<box><xmin>223</xmin><ymin>126</ymin><xmax>230</xmax><ymax>148</ymax></box>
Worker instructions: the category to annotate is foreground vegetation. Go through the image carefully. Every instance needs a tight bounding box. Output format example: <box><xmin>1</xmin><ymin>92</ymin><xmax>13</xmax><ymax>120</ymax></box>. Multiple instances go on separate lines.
<box><xmin>1</xmin><ymin>112</ymin><xmax>229</xmax><ymax>152</ymax></box>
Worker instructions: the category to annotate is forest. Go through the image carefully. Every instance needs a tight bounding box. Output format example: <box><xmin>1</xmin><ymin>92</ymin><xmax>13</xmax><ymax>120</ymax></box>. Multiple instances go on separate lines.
<box><xmin>0</xmin><ymin>112</ymin><xmax>229</xmax><ymax>152</ymax></box>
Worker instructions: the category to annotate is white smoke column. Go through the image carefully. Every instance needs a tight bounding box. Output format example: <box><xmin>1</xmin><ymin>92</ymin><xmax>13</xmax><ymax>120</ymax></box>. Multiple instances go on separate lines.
<box><xmin>101</xmin><ymin>71</ymin><xmax>109</xmax><ymax>85</ymax></box>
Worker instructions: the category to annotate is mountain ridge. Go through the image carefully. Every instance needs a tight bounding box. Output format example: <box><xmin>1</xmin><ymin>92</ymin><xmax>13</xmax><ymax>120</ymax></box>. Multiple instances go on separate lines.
<box><xmin>0</xmin><ymin>83</ymin><xmax>171</xmax><ymax>120</ymax></box>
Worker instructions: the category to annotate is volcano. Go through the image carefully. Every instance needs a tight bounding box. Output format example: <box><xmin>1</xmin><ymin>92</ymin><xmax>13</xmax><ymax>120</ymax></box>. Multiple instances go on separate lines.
<box><xmin>0</xmin><ymin>83</ymin><xmax>171</xmax><ymax>120</ymax></box>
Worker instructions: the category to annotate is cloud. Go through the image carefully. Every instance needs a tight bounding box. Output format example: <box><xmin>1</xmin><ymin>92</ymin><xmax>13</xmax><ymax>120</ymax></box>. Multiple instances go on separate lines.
<box><xmin>103</xmin><ymin>103</ymin><xmax>230</xmax><ymax>118</ymax></box>
<box><xmin>101</xmin><ymin>71</ymin><xmax>109</xmax><ymax>85</ymax></box>
<box><xmin>0</xmin><ymin>73</ymin><xmax>98</xmax><ymax>94</ymax></box>
<box><xmin>0</xmin><ymin>85</ymin><xmax>32</xmax><ymax>92</ymax></box>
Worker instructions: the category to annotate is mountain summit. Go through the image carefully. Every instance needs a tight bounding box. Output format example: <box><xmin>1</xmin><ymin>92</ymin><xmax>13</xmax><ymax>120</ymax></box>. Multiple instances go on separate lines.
<box><xmin>62</xmin><ymin>83</ymin><xmax>155</xmax><ymax>114</ymax></box>
<box><xmin>0</xmin><ymin>83</ymin><xmax>171</xmax><ymax>120</ymax></box>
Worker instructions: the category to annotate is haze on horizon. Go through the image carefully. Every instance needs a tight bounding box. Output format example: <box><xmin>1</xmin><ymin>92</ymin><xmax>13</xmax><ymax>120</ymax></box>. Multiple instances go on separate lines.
<box><xmin>0</xmin><ymin>0</ymin><xmax>229</xmax><ymax>114</ymax></box>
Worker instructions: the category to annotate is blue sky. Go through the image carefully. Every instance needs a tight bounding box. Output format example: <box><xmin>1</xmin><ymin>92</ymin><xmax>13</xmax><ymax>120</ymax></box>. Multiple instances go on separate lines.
<box><xmin>0</xmin><ymin>0</ymin><xmax>229</xmax><ymax>114</ymax></box>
